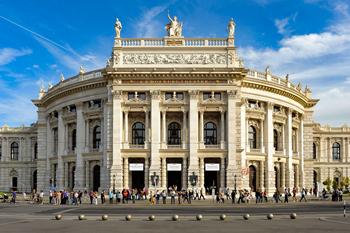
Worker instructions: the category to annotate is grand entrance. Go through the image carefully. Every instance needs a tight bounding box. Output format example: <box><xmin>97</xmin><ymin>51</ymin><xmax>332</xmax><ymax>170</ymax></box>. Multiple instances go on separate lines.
<box><xmin>129</xmin><ymin>158</ymin><xmax>145</xmax><ymax>190</ymax></box>
<box><xmin>249</xmin><ymin>165</ymin><xmax>257</xmax><ymax>192</ymax></box>
<box><xmin>204</xmin><ymin>158</ymin><xmax>220</xmax><ymax>194</ymax></box>
<box><xmin>92</xmin><ymin>165</ymin><xmax>100</xmax><ymax>191</ymax></box>
<box><xmin>167</xmin><ymin>158</ymin><xmax>182</xmax><ymax>191</ymax></box>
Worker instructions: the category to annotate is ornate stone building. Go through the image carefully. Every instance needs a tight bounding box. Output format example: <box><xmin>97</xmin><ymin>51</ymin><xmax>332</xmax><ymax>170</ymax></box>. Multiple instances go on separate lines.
<box><xmin>0</xmin><ymin>17</ymin><xmax>349</xmax><ymax>194</ymax></box>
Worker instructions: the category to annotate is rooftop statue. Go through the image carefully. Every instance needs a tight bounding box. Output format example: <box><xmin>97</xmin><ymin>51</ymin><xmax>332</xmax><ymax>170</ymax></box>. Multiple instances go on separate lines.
<box><xmin>227</xmin><ymin>18</ymin><xmax>235</xmax><ymax>38</ymax></box>
<box><xmin>114</xmin><ymin>18</ymin><xmax>122</xmax><ymax>38</ymax></box>
<box><xmin>165</xmin><ymin>12</ymin><xmax>182</xmax><ymax>37</ymax></box>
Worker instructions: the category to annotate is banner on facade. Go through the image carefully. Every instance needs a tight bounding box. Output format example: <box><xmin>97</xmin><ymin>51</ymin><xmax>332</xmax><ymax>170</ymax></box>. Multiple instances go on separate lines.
<box><xmin>129</xmin><ymin>163</ymin><xmax>144</xmax><ymax>171</ymax></box>
<box><xmin>167</xmin><ymin>163</ymin><xmax>182</xmax><ymax>171</ymax></box>
<box><xmin>205</xmin><ymin>163</ymin><xmax>220</xmax><ymax>171</ymax></box>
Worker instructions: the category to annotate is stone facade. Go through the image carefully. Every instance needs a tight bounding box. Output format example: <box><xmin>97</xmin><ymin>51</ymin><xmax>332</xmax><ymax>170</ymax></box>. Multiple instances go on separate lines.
<box><xmin>0</xmin><ymin>19</ymin><xmax>348</xmax><ymax>195</ymax></box>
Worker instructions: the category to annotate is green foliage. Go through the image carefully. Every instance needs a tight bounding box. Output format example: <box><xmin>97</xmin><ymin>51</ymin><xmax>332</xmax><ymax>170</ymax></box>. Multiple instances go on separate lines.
<box><xmin>323</xmin><ymin>177</ymin><xmax>332</xmax><ymax>191</ymax></box>
<box><xmin>332</xmin><ymin>179</ymin><xmax>339</xmax><ymax>190</ymax></box>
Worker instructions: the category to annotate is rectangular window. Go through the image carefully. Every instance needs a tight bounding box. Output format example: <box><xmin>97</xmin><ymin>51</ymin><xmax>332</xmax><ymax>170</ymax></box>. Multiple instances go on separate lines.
<box><xmin>128</xmin><ymin>92</ymin><xmax>135</xmax><ymax>100</ymax></box>
<box><xmin>176</xmin><ymin>92</ymin><xmax>184</xmax><ymax>100</ymax></box>
<box><xmin>165</xmin><ymin>92</ymin><xmax>172</xmax><ymax>100</ymax></box>
<box><xmin>203</xmin><ymin>92</ymin><xmax>211</xmax><ymax>100</ymax></box>
<box><xmin>138</xmin><ymin>92</ymin><xmax>146</xmax><ymax>100</ymax></box>
<box><xmin>214</xmin><ymin>93</ymin><xmax>221</xmax><ymax>100</ymax></box>
<box><xmin>53</xmin><ymin>128</ymin><xmax>58</xmax><ymax>154</ymax></box>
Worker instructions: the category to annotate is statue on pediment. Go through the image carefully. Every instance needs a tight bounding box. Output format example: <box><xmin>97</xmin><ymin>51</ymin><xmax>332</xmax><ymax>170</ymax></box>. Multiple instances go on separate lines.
<box><xmin>165</xmin><ymin>12</ymin><xmax>182</xmax><ymax>37</ymax></box>
<box><xmin>227</xmin><ymin>18</ymin><xmax>235</xmax><ymax>38</ymax></box>
<box><xmin>114</xmin><ymin>18</ymin><xmax>122</xmax><ymax>38</ymax></box>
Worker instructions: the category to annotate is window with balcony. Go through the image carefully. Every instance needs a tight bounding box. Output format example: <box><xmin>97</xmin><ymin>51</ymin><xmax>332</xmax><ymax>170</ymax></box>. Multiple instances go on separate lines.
<box><xmin>332</xmin><ymin>142</ymin><xmax>341</xmax><ymax>161</ymax></box>
<box><xmin>165</xmin><ymin>92</ymin><xmax>173</xmax><ymax>100</ymax></box>
<box><xmin>248</xmin><ymin>126</ymin><xmax>257</xmax><ymax>149</ymax></box>
<box><xmin>168</xmin><ymin>122</ymin><xmax>181</xmax><ymax>145</ymax></box>
<box><xmin>204</xmin><ymin>122</ymin><xmax>217</xmax><ymax>145</ymax></box>
<box><xmin>273</xmin><ymin>129</ymin><xmax>279</xmax><ymax>151</ymax></box>
<box><xmin>11</xmin><ymin>142</ymin><xmax>19</xmax><ymax>160</ymax></box>
<box><xmin>93</xmin><ymin>126</ymin><xmax>101</xmax><ymax>149</ymax></box>
<box><xmin>203</xmin><ymin>92</ymin><xmax>211</xmax><ymax>100</ymax></box>
<box><xmin>132</xmin><ymin>122</ymin><xmax>145</xmax><ymax>145</ymax></box>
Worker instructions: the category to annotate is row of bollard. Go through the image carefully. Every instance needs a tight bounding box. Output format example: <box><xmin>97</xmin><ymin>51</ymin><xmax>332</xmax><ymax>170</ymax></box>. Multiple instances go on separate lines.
<box><xmin>54</xmin><ymin>213</ymin><xmax>297</xmax><ymax>221</ymax></box>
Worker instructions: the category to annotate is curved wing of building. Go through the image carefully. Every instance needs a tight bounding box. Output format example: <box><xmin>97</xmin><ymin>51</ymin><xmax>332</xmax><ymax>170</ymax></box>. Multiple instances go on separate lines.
<box><xmin>0</xmin><ymin>17</ymin><xmax>346</xmax><ymax>195</ymax></box>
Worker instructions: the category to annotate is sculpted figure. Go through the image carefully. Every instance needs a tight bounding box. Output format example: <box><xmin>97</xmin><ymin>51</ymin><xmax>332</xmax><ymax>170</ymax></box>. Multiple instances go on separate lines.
<box><xmin>227</xmin><ymin>18</ymin><xmax>235</xmax><ymax>37</ymax></box>
<box><xmin>114</xmin><ymin>18</ymin><xmax>122</xmax><ymax>38</ymax></box>
<box><xmin>165</xmin><ymin>12</ymin><xmax>182</xmax><ymax>37</ymax></box>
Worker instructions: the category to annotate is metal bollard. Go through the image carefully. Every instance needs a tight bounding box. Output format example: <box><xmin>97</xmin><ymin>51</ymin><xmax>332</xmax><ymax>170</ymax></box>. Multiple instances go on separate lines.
<box><xmin>220</xmin><ymin>214</ymin><xmax>226</xmax><ymax>221</ymax></box>
<box><xmin>55</xmin><ymin>214</ymin><xmax>62</xmax><ymax>220</ymax></box>
<box><xmin>78</xmin><ymin>214</ymin><xmax>86</xmax><ymax>220</ymax></box>
<box><xmin>196</xmin><ymin>214</ymin><xmax>203</xmax><ymax>221</ymax></box>
<box><xmin>172</xmin><ymin>215</ymin><xmax>179</xmax><ymax>221</ymax></box>
<box><xmin>267</xmin><ymin>213</ymin><xmax>273</xmax><ymax>220</ymax></box>
<box><xmin>344</xmin><ymin>201</ymin><xmax>346</xmax><ymax>218</ymax></box>
<box><xmin>101</xmin><ymin>215</ymin><xmax>108</xmax><ymax>221</ymax></box>
<box><xmin>148</xmin><ymin>215</ymin><xmax>155</xmax><ymax>221</ymax></box>
<box><xmin>125</xmin><ymin>215</ymin><xmax>132</xmax><ymax>221</ymax></box>
<box><xmin>243</xmin><ymin>214</ymin><xmax>250</xmax><ymax>220</ymax></box>
<box><xmin>290</xmin><ymin>213</ymin><xmax>297</xmax><ymax>219</ymax></box>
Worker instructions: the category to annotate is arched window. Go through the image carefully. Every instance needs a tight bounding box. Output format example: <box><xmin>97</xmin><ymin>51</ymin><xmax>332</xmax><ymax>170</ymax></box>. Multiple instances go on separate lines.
<box><xmin>132</xmin><ymin>122</ymin><xmax>145</xmax><ymax>145</ymax></box>
<box><xmin>71</xmin><ymin>129</ymin><xmax>77</xmax><ymax>151</ymax></box>
<box><xmin>204</xmin><ymin>122</ymin><xmax>217</xmax><ymax>145</ymax></box>
<box><xmin>332</xmin><ymin>142</ymin><xmax>341</xmax><ymax>160</ymax></box>
<box><xmin>313</xmin><ymin>142</ymin><xmax>317</xmax><ymax>159</ymax></box>
<box><xmin>248</xmin><ymin>126</ymin><xmax>257</xmax><ymax>149</ymax></box>
<box><xmin>273</xmin><ymin>129</ymin><xmax>279</xmax><ymax>151</ymax></box>
<box><xmin>93</xmin><ymin>126</ymin><xmax>101</xmax><ymax>149</ymax></box>
<box><xmin>11</xmin><ymin>142</ymin><xmax>19</xmax><ymax>160</ymax></box>
<box><xmin>34</xmin><ymin>143</ymin><xmax>38</xmax><ymax>160</ymax></box>
<box><xmin>168</xmin><ymin>122</ymin><xmax>181</xmax><ymax>145</ymax></box>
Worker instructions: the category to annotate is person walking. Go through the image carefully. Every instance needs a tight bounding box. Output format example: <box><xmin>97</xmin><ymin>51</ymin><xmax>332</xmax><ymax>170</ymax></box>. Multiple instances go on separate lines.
<box><xmin>284</xmin><ymin>189</ymin><xmax>289</xmax><ymax>203</ymax></box>
<box><xmin>231</xmin><ymin>189</ymin><xmax>236</xmax><ymax>204</ymax></box>
<box><xmin>300</xmin><ymin>188</ymin><xmax>307</xmax><ymax>202</ymax></box>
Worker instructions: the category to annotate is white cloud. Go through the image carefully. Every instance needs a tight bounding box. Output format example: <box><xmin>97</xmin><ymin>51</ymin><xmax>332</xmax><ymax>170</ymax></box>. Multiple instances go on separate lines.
<box><xmin>134</xmin><ymin>5</ymin><xmax>168</xmax><ymax>38</ymax></box>
<box><xmin>239</xmin><ymin>2</ymin><xmax>350</xmax><ymax>125</ymax></box>
<box><xmin>0</xmin><ymin>48</ymin><xmax>31</xmax><ymax>66</ymax></box>
<box><xmin>274</xmin><ymin>13</ymin><xmax>297</xmax><ymax>36</ymax></box>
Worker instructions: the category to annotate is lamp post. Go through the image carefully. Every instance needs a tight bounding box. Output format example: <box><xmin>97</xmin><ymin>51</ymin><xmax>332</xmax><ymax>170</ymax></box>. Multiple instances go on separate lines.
<box><xmin>234</xmin><ymin>174</ymin><xmax>237</xmax><ymax>192</ymax></box>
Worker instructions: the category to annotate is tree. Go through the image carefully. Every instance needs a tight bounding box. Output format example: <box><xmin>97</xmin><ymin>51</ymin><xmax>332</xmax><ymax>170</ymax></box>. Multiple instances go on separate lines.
<box><xmin>332</xmin><ymin>179</ymin><xmax>339</xmax><ymax>190</ymax></box>
<box><xmin>323</xmin><ymin>177</ymin><xmax>332</xmax><ymax>192</ymax></box>
<box><xmin>340</xmin><ymin>177</ymin><xmax>350</xmax><ymax>190</ymax></box>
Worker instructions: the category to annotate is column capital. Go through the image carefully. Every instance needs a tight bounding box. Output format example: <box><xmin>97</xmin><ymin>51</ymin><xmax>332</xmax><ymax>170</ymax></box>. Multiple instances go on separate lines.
<box><xmin>227</xmin><ymin>90</ymin><xmax>237</xmax><ymax>98</ymax></box>
<box><xmin>189</xmin><ymin>90</ymin><xmax>199</xmax><ymax>99</ymax></box>
<box><xmin>111</xmin><ymin>90</ymin><xmax>122</xmax><ymax>99</ymax></box>
<box><xmin>150</xmin><ymin>90</ymin><xmax>160</xmax><ymax>99</ymax></box>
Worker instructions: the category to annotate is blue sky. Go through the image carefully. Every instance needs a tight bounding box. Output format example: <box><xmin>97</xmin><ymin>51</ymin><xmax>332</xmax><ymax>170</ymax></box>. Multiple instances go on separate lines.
<box><xmin>0</xmin><ymin>0</ymin><xmax>350</xmax><ymax>126</ymax></box>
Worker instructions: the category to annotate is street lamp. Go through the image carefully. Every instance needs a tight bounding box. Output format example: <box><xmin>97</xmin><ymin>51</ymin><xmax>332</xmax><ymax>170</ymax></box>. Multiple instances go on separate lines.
<box><xmin>189</xmin><ymin>172</ymin><xmax>198</xmax><ymax>187</ymax></box>
<box><xmin>234</xmin><ymin>174</ymin><xmax>237</xmax><ymax>192</ymax></box>
<box><xmin>112</xmin><ymin>175</ymin><xmax>116</xmax><ymax>193</ymax></box>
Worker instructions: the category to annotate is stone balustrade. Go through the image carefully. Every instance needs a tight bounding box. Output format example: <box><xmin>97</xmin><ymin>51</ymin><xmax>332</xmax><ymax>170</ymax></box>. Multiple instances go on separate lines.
<box><xmin>120</xmin><ymin>38</ymin><xmax>228</xmax><ymax>47</ymax></box>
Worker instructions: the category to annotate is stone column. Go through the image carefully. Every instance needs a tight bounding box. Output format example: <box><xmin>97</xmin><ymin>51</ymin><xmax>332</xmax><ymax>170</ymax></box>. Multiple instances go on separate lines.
<box><xmin>226</xmin><ymin>90</ymin><xmax>237</xmax><ymax>189</ymax></box>
<box><xmin>199</xmin><ymin>110</ymin><xmax>204</xmax><ymax>146</ymax></box>
<box><xmin>36</xmin><ymin>107</ymin><xmax>49</xmax><ymax>192</ymax></box>
<box><xmin>260</xmin><ymin>120</ymin><xmax>265</xmax><ymax>153</ymax></box>
<box><xmin>220</xmin><ymin>110</ymin><xmax>225</xmax><ymax>149</ymax></box>
<box><xmin>182</xmin><ymin>110</ymin><xmax>187</xmax><ymax>149</ymax></box>
<box><xmin>299</xmin><ymin>117</ymin><xmax>305</xmax><ymax>188</ymax></box>
<box><xmin>161</xmin><ymin>158</ymin><xmax>167</xmax><ymax>189</ymax></box>
<box><xmin>64</xmin><ymin>162</ymin><xmax>68</xmax><ymax>188</ymax></box>
<box><xmin>220</xmin><ymin>158</ymin><xmax>225</xmax><ymax>190</ymax></box>
<box><xmin>260</xmin><ymin>161</ymin><xmax>265</xmax><ymax>191</ymax></box>
<box><xmin>240</xmin><ymin>99</ymin><xmax>248</xmax><ymax>189</ymax></box>
<box><xmin>124</xmin><ymin>111</ymin><xmax>129</xmax><ymax>147</ymax></box>
<box><xmin>123</xmin><ymin>158</ymin><xmax>129</xmax><ymax>188</ymax></box>
<box><xmin>182</xmin><ymin>157</ymin><xmax>187</xmax><ymax>190</ymax></box>
<box><xmin>188</xmin><ymin>91</ymin><xmax>199</xmax><ymax>188</ymax></box>
<box><xmin>144</xmin><ymin>109</ymin><xmax>149</xmax><ymax>149</ymax></box>
<box><xmin>327</xmin><ymin>137</ymin><xmax>331</xmax><ymax>162</ymax></box>
<box><xmin>280</xmin><ymin>162</ymin><xmax>285</xmax><ymax>189</ymax></box>
<box><xmin>285</xmin><ymin>109</ymin><xmax>293</xmax><ymax>189</ymax></box>
<box><xmin>144</xmin><ymin>158</ymin><xmax>149</xmax><ymax>189</ymax></box>
<box><xmin>264</xmin><ymin>103</ymin><xmax>275</xmax><ymax>195</ymax></box>
<box><xmin>199</xmin><ymin>158</ymin><xmax>205</xmax><ymax>189</ymax></box>
<box><xmin>85</xmin><ymin>119</ymin><xmax>90</xmax><ymax>152</ymax></box>
<box><xmin>56</xmin><ymin>110</ymin><xmax>65</xmax><ymax>190</ymax></box>
<box><xmin>149</xmin><ymin>91</ymin><xmax>161</xmax><ymax>189</ymax></box>
<box><xmin>85</xmin><ymin>160</ymin><xmax>89</xmax><ymax>189</ymax></box>
<box><xmin>162</xmin><ymin>111</ymin><xmax>167</xmax><ymax>148</ymax></box>
<box><xmin>111</xmin><ymin>90</ymin><xmax>123</xmax><ymax>190</ymax></box>
<box><xmin>75</xmin><ymin>103</ymin><xmax>85</xmax><ymax>190</ymax></box>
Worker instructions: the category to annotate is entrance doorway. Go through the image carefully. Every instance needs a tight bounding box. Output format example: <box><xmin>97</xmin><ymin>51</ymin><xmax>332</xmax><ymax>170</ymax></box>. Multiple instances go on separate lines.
<box><xmin>204</xmin><ymin>158</ymin><xmax>220</xmax><ymax>194</ymax></box>
<box><xmin>12</xmin><ymin>177</ymin><xmax>18</xmax><ymax>191</ymax></box>
<box><xmin>129</xmin><ymin>158</ymin><xmax>145</xmax><ymax>190</ymax></box>
<box><xmin>249</xmin><ymin>165</ymin><xmax>257</xmax><ymax>192</ymax></box>
<box><xmin>167</xmin><ymin>158</ymin><xmax>182</xmax><ymax>191</ymax></box>
<box><xmin>92</xmin><ymin>165</ymin><xmax>100</xmax><ymax>191</ymax></box>
<box><xmin>32</xmin><ymin>170</ymin><xmax>37</xmax><ymax>191</ymax></box>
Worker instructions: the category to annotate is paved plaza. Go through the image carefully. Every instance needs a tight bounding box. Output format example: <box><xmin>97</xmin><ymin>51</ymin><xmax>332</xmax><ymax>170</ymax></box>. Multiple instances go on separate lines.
<box><xmin>0</xmin><ymin>201</ymin><xmax>349</xmax><ymax>232</ymax></box>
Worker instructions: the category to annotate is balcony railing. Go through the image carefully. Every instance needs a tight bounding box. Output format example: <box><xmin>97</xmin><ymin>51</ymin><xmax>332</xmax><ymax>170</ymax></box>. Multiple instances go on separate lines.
<box><xmin>120</xmin><ymin>38</ymin><xmax>228</xmax><ymax>47</ymax></box>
